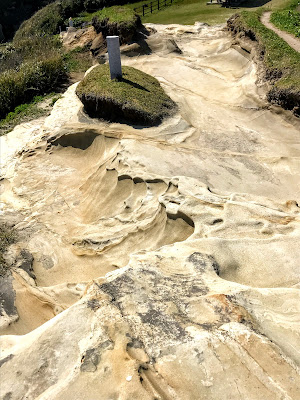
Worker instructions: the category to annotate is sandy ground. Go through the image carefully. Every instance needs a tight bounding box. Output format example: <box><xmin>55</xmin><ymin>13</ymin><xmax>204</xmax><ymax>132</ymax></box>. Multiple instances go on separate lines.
<box><xmin>0</xmin><ymin>23</ymin><xmax>300</xmax><ymax>399</ymax></box>
<box><xmin>261</xmin><ymin>11</ymin><xmax>300</xmax><ymax>52</ymax></box>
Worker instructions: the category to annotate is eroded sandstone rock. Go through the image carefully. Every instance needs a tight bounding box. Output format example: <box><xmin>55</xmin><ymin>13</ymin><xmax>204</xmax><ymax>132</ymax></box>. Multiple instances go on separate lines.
<box><xmin>0</xmin><ymin>23</ymin><xmax>300</xmax><ymax>399</ymax></box>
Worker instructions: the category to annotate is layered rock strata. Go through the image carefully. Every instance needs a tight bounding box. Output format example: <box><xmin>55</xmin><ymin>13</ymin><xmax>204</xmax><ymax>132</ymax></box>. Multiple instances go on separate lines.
<box><xmin>0</xmin><ymin>23</ymin><xmax>300</xmax><ymax>399</ymax></box>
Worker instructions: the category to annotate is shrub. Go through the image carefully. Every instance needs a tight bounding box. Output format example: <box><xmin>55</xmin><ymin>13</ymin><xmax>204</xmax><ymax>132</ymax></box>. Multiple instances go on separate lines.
<box><xmin>0</xmin><ymin>53</ymin><xmax>67</xmax><ymax>120</ymax></box>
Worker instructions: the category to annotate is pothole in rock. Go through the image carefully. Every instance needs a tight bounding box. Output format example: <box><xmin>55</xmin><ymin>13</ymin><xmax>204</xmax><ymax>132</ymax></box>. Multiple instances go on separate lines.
<box><xmin>31</xmin><ymin>169</ymin><xmax>195</xmax><ymax>287</ymax></box>
<box><xmin>0</xmin><ymin>131</ymin><xmax>195</xmax><ymax>335</ymax></box>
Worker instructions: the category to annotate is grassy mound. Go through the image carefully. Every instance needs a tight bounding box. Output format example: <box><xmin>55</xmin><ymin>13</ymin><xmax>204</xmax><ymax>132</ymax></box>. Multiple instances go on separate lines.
<box><xmin>76</xmin><ymin>65</ymin><xmax>176</xmax><ymax>125</ymax></box>
<box><xmin>67</xmin><ymin>5</ymin><xmax>138</xmax><ymax>27</ymax></box>
<box><xmin>91</xmin><ymin>7</ymin><xmax>141</xmax><ymax>44</ymax></box>
<box><xmin>228</xmin><ymin>10</ymin><xmax>300</xmax><ymax>115</ymax></box>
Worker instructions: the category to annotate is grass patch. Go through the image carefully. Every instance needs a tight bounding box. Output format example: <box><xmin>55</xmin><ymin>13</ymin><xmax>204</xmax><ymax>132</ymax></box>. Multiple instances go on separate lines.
<box><xmin>64</xmin><ymin>46</ymin><xmax>93</xmax><ymax>73</ymax></box>
<box><xmin>228</xmin><ymin>10</ymin><xmax>300</xmax><ymax>113</ymax></box>
<box><xmin>0</xmin><ymin>93</ymin><xmax>62</xmax><ymax>136</ymax></box>
<box><xmin>0</xmin><ymin>224</ymin><xmax>16</xmax><ymax>277</ymax></box>
<box><xmin>131</xmin><ymin>0</ymin><xmax>236</xmax><ymax>25</ymax></box>
<box><xmin>69</xmin><ymin>5</ymin><xmax>138</xmax><ymax>27</ymax></box>
<box><xmin>270</xmin><ymin>0</ymin><xmax>300</xmax><ymax>37</ymax></box>
<box><xmin>0</xmin><ymin>52</ymin><xmax>67</xmax><ymax>120</ymax></box>
<box><xmin>14</xmin><ymin>0</ymin><xmax>141</xmax><ymax>38</ymax></box>
<box><xmin>0</xmin><ymin>35</ymin><xmax>62</xmax><ymax>74</ymax></box>
<box><xmin>76</xmin><ymin>64</ymin><xmax>176</xmax><ymax>125</ymax></box>
<box><xmin>129</xmin><ymin>0</ymin><xmax>294</xmax><ymax>25</ymax></box>
<box><xmin>0</xmin><ymin>35</ymin><xmax>67</xmax><ymax>121</ymax></box>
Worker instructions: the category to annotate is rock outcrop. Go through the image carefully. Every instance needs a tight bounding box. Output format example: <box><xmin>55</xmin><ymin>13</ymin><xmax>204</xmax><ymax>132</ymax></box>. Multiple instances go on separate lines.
<box><xmin>0</xmin><ymin>23</ymin><xmax>300</xmax><ymax>399</ymax></box>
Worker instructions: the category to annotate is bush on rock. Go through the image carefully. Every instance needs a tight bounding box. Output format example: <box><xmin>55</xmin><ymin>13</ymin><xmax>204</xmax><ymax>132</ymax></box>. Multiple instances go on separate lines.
<box><xmin>76</xmin><ymin>65</ymin><xmax>177</xmax><ymax>125</ymax></box>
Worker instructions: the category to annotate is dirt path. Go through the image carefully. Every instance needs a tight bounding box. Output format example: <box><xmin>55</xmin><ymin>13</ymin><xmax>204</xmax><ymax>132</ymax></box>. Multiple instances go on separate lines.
<box><xmin>261</xmin><ymin>11</ymin><xmax>300</xmax><ymax>53</ymax></box>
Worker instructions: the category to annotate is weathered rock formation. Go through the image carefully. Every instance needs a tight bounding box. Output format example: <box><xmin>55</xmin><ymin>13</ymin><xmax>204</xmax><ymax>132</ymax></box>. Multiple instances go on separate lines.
<box><xmin>0</xmin><ymin>23</ymin><xmax>300</xmax><ymax>399</ymax></box>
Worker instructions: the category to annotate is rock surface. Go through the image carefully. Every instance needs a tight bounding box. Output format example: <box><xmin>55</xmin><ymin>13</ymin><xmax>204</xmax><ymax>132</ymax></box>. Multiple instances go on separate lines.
<box><xmin>0</xmin><ymin>23</ymin><xmax>300</xmax><ymax>399</ymax></box>
<box><xmin>61</xmin><ymin>26</ymin><xmax>97</xmax><ymax>51</ymax></box>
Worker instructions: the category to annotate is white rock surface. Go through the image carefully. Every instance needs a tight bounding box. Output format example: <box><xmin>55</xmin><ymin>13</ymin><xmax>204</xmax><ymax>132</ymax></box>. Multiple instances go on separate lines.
<box><xmin>0</xmin><ymin>23</ymin><xmax>300</xmax><ymax>399</ymax></box>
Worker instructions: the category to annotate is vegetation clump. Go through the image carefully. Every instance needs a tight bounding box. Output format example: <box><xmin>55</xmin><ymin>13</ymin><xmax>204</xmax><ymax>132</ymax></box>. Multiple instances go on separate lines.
<box><xmin>0</xmin><ymin>44</ymin><xmax>66</xmax><ymax>120</ymax></box>
<box><xmin>228</xmin><ymin>10</ymin><xmax>300</xmax><ymax>115</ymax></box>
<box><xmin>14</xmin><ymin>0</ymin><xmax>139</xmax><ymax>39</ymax></box>
<box><xmin>65</xmin><ymin>5</ymin><xmax>138</xmax><ymax>27</ymax></box>
<box><xmin>0</xmin><ymin>93</ymin><xmax>61</xmax><ymax>136</ymax></box>
<box><xmin>91</xmin><ymin>7</ymin><xmax>141</xmax><ymax>44</ymax></box>
<box><xmin>76</xmin><ymin>65</ymin><xmax>177</xmax><ymax>125</ymax></box>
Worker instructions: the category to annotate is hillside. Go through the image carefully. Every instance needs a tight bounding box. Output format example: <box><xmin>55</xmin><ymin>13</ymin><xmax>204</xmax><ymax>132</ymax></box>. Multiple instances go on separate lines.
<box><xmin>0</xmin><ymin>0</ymin><xmax>55</xmax><ymax>41</ymax></box>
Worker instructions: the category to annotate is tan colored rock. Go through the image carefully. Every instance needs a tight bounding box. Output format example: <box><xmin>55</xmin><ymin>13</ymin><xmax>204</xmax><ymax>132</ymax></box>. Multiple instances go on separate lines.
<box><xmin>62</xmin><ymin>26</ymin><xmax>97</xmax><ymax>51</ymax></box>
<box><xmin>0</xmin><ymin>23</ymin><xmax>300</xmax><ymax>399</ymax></box>
<box><xmin>90</xmin><ymin>32</ymin><xmax>106</xmax><ymax>56</ymax></box>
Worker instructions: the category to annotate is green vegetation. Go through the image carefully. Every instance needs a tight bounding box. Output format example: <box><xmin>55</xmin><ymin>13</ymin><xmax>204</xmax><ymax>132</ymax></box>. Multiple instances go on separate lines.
<box><xmin>91</xmin><ymin>6</ymin><xmax>140</xmax><ymax>44</ymax></box>
<box><xmin>0</xmin><ymin>224</ymin><xmax>16</xmax><ymax>277</ymax></box>
<box><xmin>0</xmin><ymin>35</ymin><xmax>67</xmax><ymax>122</ymax></box>
<box><xmin>0</xmin><ymin>37</ymin><xmax>91</xmax><ymax>131</ymax></box>
<box><xmin>0</xmin><ymin>93</ymin><xmax>61</xmax><ymax>136</ymax></box>
<box><xmin>270</xmin><ymin>0</ymin><xmax>300</xmax><ymax>37</ymax></box>
<box><xmin>229</xmin><ymin>10</ymin><xmax>300</xmax><ymax>113</ymax></box>
<box><xmin>0</xmin><ymin>35</ymin><xmax>62</xmax><ymax>74</ymax></box>
<box><xmin>129</xmin><ymin>0</ymin><xmax>296</xmax><ymax>25</ymax></box>
<box><xmin>76</xmin><ymin>64</ymin><xmax>176</xmax><ymax>125</ymax></box>
<box><xmin>0</xmin><ymin>49</ymin><xmax>66</xmax><ymax>120</ymax></box>
<box><xmin>14</xmin><ymin>2</ymin><xmax>65</xmax><ymax>40</ymax></box>
<box><xmin>67</xmin><ymin>5</ymin><xmax>138</xmax><ymax>27</ymax></box>
<box><xmin>14</xmin><ymin>0</ymin><xmax>140</xmax><ymax>39</ymax></box>
<box><xmin>0</xmin><ymin>2</ymin><xmax>140</xmax><ymax>127</ymax></box>
<box><xmin>64</xmin><ymin>46</ymin><xmax>93</xmax><ymax>73</ymax></box>
<box><xmin>0</xmin><ymin>0</ymin><xmax>56</xmax><ymax>41</ymax></box>
<box><xmin>129</xmin><ymin>0</ymin><xmax>235</xmax><ymax>25</ymax></box>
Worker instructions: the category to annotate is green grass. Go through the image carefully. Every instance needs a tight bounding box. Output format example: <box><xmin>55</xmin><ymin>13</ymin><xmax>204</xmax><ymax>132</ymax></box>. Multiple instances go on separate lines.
<box><xmin>14</xmin><ymin>2</ymin><xmax>65</xmax><ymax>40</ymax></box>
<box><xmin>64</xmin><ymin>47</ymin><xmax>93</xmax><ymax>73</ymax></box>
<box><xmin>270</xmin><ymin>0</ymin><xmax>300</xmax><ymax>37</ymax></box>
<box><xmin>237</xmin><ymin>10</ymin><xmax>299</xmax><ymax>88</ymax></box>
<box><xmin>76</xmin><ymin>64</ymin><xmax>176</xmax><ymax>125</ymax></box>
<box><xmin>0</xmin><ymin>93</ymin><xmax>61</xmax><ymax>136</ymax></box>
<box><xmin>0</xmin><ymin>2</ymin><xmax>140</xmax><ymax>129</ymax></box>
<box><xmin>128</xmin><ymin>0</ymin><xmax>293</xmax><ymax>25</ymax></box>
<box><xmin>130</xmin><ymin>0</ymin><xmax>235</xmax><ymax>25</ymax></box>
<box><xmin>70</xmin><ymin>5</ymin><xmax>138</xmax><ymax>26</ymax></box>
<box><xmin>14</xmin><ymin>0</ymin><xmax>140</xmax><ymax>39</ymax></box>
<box><xmin>0</xmin><ymin>52</ymin><xmax>67</xmax><ymax>120</ymax></box>
<box><xmin>0</xmin><ymin>224</ymin><xmax>16</xmax><ymax>277</ymax></box>
<box><xmin>230</xmin><ymin>10</ymin><xmax>300</xmax><ymax>112</ymax></box>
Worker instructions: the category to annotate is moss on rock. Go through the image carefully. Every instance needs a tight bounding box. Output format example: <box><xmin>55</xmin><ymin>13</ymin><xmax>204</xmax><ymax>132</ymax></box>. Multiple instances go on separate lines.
<box><xmin>76</xmin><ymin>64</ymin><xmax>177</xmax><ymax>125</ymax></box>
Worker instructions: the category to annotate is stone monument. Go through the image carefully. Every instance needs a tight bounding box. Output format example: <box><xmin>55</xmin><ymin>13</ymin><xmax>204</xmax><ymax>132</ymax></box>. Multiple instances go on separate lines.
<box><xmin>107</xmin><ymin>36</ymin><xmax>122</xmax><ymax>80</ymax></box>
